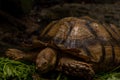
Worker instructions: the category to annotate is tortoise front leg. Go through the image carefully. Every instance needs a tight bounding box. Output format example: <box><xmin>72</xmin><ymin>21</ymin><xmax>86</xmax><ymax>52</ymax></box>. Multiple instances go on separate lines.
<box><xmin>6</xmin><ymin>48</ymin><xmax>37</xmax><ymax>62</ymax></box>
<box><xmin>56</xmin><ymin>57</ymin><xmax>95</xmax><ymax>80</ymax></box>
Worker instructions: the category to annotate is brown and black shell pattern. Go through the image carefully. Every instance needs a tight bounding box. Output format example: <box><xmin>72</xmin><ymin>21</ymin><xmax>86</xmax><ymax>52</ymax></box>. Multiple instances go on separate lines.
<box><xmin>40</xmin><ymin>16</ymin><xmax>120</xmax><ymax>73</ymax></box>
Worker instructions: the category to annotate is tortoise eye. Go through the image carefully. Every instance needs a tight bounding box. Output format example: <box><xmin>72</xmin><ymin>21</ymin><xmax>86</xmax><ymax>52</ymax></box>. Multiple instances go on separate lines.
<box><xmin>42</xmin><ymin>61</ymin><xmax>48</xmax><ymax>65</ymax></box>
<box><xmin>43</xmin><ymin>61</ymin><xmax>48</xmax><ymax>65</ymax></box>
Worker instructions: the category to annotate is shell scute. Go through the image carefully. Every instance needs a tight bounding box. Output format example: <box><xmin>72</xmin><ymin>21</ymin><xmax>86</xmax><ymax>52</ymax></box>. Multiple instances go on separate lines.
<box><xmin>41</xmin><ymin>17</ymin><xmax>97</xmax><ymax>49</ymax></box>
<box><xmin>40</xmin><ymin>16</ymin><xmax>120</xmax><ymax>63</ymax></box>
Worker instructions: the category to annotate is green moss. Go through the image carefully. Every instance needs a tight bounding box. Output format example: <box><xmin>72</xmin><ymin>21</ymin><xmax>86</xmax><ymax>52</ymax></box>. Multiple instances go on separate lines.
<box><xmin>94</xmin><ymin>72</ymin><xmax>120</xmax><ymax>80</ymax></box>
<box><xmin>0</xmin><ymin>58</ymin><xmax>36</xmax><ymax>80</ymax></box>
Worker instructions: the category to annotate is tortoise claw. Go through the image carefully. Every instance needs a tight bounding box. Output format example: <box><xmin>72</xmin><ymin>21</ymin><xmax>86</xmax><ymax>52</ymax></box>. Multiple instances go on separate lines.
<box><xmin>6</xmin><ymin>49</ymin><xmax>25</xmax><ymax>60</ymax></box>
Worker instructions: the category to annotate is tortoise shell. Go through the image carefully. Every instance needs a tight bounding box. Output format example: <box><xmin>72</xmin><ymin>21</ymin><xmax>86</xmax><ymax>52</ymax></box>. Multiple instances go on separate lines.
<box><xmin>39</xmin><ymin>16</ymin><xmax>120</xmax><ymax>63</ymax></box>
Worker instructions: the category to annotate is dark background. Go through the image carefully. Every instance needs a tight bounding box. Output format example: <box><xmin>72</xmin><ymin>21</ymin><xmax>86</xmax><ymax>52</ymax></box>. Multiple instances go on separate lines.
<box><xmin>0</xmin><ymin>0</ymin><xmax>119</xmax><ymax>16</ymax></box>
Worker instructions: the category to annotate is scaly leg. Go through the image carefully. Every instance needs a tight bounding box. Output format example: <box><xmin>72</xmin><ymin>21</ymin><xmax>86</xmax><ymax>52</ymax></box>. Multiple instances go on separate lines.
<box><xmin>5</xmin><ymin>48</ymin><xmax>37</xmax><ymax>62</ymax></box>
<box><xmin>56</xmin><ymin>57</ymin><xmax>95</xmax><ymax>80</ymax></box>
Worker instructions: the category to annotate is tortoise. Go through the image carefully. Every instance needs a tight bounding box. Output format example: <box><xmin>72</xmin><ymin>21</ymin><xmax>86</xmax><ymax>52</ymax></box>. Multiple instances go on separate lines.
<box><xmin>6</xmin><ymin>16</ymin><xmax>120</xmax><ymax>80</ymax></box>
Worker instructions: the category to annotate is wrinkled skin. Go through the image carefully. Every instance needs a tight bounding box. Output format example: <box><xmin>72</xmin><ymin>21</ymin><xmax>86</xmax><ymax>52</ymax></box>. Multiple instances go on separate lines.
<box><xmin>6</xmin><ymin>47</ymin><xmax>95</xmax><ymax>79</ymax></box>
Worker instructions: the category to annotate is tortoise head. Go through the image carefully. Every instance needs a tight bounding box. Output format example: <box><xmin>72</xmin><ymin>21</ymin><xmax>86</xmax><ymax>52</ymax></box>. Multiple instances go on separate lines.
<box><xmin>36</xmin><ymin>48</ymin><xmax>57</xmax><ymax>73</ymax></box>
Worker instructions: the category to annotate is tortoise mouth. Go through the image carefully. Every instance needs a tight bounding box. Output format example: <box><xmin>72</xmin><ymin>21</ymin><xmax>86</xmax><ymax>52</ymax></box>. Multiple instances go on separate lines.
<box><xmin>36</xmin><ymin>64</ymin><xmax>54</xmax><ymax>73</ymax></box>
<box><xmin>36</xmin><ymin>66</ymin><xmax>49</xmax><ymax>73</ymax></box>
